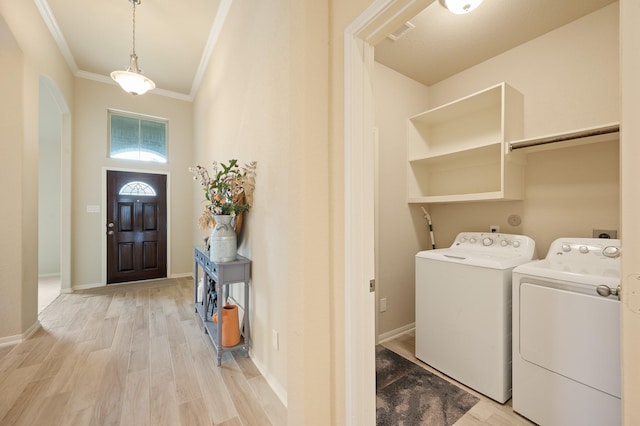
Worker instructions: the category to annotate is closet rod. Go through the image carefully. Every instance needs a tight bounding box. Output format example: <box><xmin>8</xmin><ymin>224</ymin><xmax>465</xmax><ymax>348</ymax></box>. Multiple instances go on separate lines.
<box><xmin>509</xmin><ymin>123</ymin><xmax>619</xmax><ymax>151</ymax></box>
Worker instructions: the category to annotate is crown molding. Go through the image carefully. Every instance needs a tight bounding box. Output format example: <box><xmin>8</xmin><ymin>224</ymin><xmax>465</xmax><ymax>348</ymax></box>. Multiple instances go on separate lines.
<box><xmin>34</xmin><ymin>0</ymin><xmax>79</xmax><ymax>73</ymax></box>
<box><xmin>190</xmin><ymin>0</ymin><xmax>233</xmax><ymax>98</ymax></box>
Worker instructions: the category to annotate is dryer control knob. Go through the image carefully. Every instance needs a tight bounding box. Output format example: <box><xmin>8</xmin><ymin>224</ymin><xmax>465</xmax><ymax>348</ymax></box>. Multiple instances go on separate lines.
<box><xmin>603</xmin><ymin>246</ymin><xmax>620</xmax><ymax>258</ymax></box>
<box><xmin>482</xmin><ymin>237</ymin><xmax>493</xmax><ymax>246</ymax></box>
<box><xmin>500</xmin><ymin>240</ymin><xmax>508</xmax><ymax>247</ymax></box>
<box><xmin>562</xmin><ymin>243</ymin><xmax>571</xmax><ymax>252</ymax></box>
<box><xmin>469</xmin><ymin>237</ymin><xmax>477</xmax><ymax>244</ymax></box>
<box><xmin>579</xmin><ymin>245</ymin><xmax>590</xmax><ymax>254</ymax></box>
<box><xmin>513</xmin><ymin>240</ymin><xmax>521</xmax><ymax>248</ymax></box>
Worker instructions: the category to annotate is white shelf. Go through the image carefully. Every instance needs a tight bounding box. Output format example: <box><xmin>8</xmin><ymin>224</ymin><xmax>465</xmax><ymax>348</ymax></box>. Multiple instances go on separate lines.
<box><xmin>407</xmin><ymin>82</ymin><xmax>524</xmax><ymax>203</ymax></box>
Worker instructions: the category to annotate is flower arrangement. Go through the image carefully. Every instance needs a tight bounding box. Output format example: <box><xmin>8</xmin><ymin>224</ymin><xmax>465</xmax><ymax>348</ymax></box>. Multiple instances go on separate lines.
<box><xmin>189</xmin><ymin>159</ymin><xmax>257</xmax><ymax>230</ymax></box>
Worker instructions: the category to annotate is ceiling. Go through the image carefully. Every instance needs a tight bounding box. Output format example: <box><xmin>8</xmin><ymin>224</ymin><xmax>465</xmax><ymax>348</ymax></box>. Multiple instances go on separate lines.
<box><xmin>37</xmin><ymin>0</ymin><xmax>616</xmax><ymax>101</ymax></box>
<box><xmin>37</xmin><ymin>0</ymin><xmax>226</xmax><ymax>100</ymax></box>
<box><xmin>375</xmin><ymin>0</ymin><xmax>617</xmax><ymax>86</ymax></box>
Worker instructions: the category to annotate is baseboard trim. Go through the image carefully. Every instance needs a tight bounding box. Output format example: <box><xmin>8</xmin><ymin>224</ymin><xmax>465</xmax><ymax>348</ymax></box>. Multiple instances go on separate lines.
<box><xmin>169</xmin><ymin>272</ymin><xmax>192</xmax><ymax>279</ymax></box>
<box><xmin>72</xmin><ymin>282</ymin><xmax>105</xmax><ymax>291</ymax></box>
<box><xmin>377</xmin><ymin>323</ymin><xmax>415</xmax><ymax>344</ymax></box>
<box><xmin>38</xmin><ymin>273</ymin><xmax>61</xmax><ymax>279</ymax></box>
<box><xmin>251</xmin><ymin>355</ymin><xmax>288</xmax><ymax>408</ymax></box>
<box><xmin>0</xmin><ymin>320</ymin><xmax>42</xmax><ymax>347</ymax></box>
<box><xmin>71</xmin><ymin>275</ymin><xmax>192</xmax><ymax>292</ymax></box>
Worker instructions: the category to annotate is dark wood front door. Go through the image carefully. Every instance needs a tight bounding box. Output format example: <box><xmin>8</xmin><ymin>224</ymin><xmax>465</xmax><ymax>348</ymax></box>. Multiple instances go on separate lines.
<box><xmin>107</xmin><ymin>171</ymin><xmax>167</xmax><ymax>284</ymax></box>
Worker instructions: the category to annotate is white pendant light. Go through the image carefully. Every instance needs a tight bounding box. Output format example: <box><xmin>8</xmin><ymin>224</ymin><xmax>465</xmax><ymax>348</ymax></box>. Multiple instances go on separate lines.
<box><xmin>440</xmin><ymin>0</ymin><xmax>484</xmax><ymax>14</ymax></box>
<box><xmin>111</xmin><ymin>0</ymin><xmax>155</xmax><ymax>95</ymax></box>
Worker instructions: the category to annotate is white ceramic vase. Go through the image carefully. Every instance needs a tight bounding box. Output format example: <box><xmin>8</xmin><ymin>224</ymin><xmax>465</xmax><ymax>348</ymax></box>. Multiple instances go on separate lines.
<box><xmin>209</xmin><ymin>215</ymin><xmax>237</xmax><ymax>263</ymax></box>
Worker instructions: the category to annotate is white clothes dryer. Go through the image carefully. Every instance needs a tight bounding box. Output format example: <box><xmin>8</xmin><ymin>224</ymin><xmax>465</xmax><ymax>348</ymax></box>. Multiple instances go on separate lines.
<box><xmin>512</xmin><ymin>238</ymin><xmax>621</xmax><ymax>426</ymax></box>
<box><xmin>415</xmin><ymin>232</ymin><xmax>536</xmax><ymax>403</ymax></box>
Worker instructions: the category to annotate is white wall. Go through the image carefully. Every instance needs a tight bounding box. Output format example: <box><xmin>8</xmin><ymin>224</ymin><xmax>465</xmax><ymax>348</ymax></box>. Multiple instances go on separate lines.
<box><xmin>0</xmin><ymin>15</ymin><xmax>26</xmax><ymax>341</ymax></box>
<box><xmin>0</xmin><ymin>0</ymin><xmax>74</xmax><ymax>340</ymax></box>
<box><xmin>373</xmin><ymin>62</ymin><xmax>430</xmax><ymax>337</ymax></box>
<box><xmin>193</xmin><ymin>1</ymin><xmax>331</xmax><ymax>422</ymax></box>
<box><xmin>427</xmin><ymin>3</ymin><xmax>620</xmax><ymax>255</ymax></box>
<box><xmin>38</xmin><ymin>81</ymin><xmax>62</xmax><ymax>276</ymax></box>
<box><xmin>193</xmin><ymin>0</ymin><xmax>290</xmax><ymax>403</ymax></box>
<box><xmin>72</xmin><ymin>78</ymin><xmax>194</xmax><ymax>287</ymax></box>
<box><xmin>428</xmin><ymin>3</ymin><xmax>619</xmax><ymax>139</ymax></box>
<box><xmin>620</xmin><ymin>0</ymin><xmax>640</xmax><ymax>420</ymax></box>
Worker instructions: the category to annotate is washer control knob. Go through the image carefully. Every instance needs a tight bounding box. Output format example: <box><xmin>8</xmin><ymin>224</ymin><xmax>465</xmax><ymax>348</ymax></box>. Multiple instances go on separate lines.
<box><xmin>469</xmin><ymin>237</ymin><xmax>477</xmax><ymax>244</ymax></box>
<box><xmin>513</xmin><ymin>240</ymin><xmax>521</xmax><ymax>248</ymax></box>
<box><xmin>562</xmin><ymin>243</ymin><xmax>572</xmax><ymax>252</ymax></box>
<box><xmin>458</xmin><ymin>237</ymin><xmax>467</xmax><ymax>243</ymax></box>
<box><xmin>579</xmin><ymin>245</ymin><xmax>589</xmax><ymax>254</ymax></box>
<box><xmin>482</xmin><ymin>237</ymin><xmax>493</xmax><ymax>246</ymax></box>
<box><xmin>603</xmin><ymin>246</ymin><xmax>620</xmax><ymax>258</ymax></box>
<box><xmin>500</xmin><ymin>240</ymin><xmax>508</xmax><ymax>247</ymax></box>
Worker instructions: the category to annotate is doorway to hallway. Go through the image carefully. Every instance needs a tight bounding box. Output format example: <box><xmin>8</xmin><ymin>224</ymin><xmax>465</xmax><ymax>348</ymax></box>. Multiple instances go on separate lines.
<box><xmin>38</xmin><ymin>75</ymin><xmax>69</xmax><ymax>314</ymax></box>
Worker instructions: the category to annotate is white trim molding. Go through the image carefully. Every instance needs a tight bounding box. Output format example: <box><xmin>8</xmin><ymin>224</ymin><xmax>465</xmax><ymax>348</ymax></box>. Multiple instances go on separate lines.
<box><xmin>343</xmin><ymin>0</ymin><xmax>432</xmax><ymax>423</ymax></box>
<box><xmin>0</xmin><ymin>321</ymin><xmax>41</xmax><ymax>348</ymax></box>
<box><xmin>377</xmin><ymin>323</ymin><xmax>415</xmax><ymax>344</ymax></box>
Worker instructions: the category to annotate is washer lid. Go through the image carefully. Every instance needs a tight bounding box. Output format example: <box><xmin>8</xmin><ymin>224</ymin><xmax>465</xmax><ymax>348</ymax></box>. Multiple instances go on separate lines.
<box><xmin>416</xmin><ymin>231</ymin><xmax>536</xmax><ymax>270</ymax></box>
<box><xmin>417</xmin><ymin>248</ymin><xmax>535</xmax><ymax>270</ymax></box>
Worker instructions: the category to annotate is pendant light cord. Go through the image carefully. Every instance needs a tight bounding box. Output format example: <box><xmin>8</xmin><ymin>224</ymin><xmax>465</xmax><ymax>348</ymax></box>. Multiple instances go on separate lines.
<box><xmin>131</xmin><ymin>0</ymin><xmax>137</xmax><ymax>55</ymax></box>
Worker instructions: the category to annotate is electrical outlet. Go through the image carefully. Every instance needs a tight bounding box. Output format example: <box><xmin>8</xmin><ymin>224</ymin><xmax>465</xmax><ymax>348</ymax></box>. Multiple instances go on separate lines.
<box><xmin>380</xmin><ymin>298</ymin><xmax>387</xmax><ymax>312</ymax></box>
<box><xmin>490</xmin><ymin>225</ymin><xmax>500</xmax><ymax>233</ymax></box>
<box><xmin>272</xmin><ymin>329</ymin><xmax>279</xmax><ymax>351</ymax></box>
<box><xmin>593</xmin><ymin>229</ymin><xmax>617</xmax><ymax>239</ymax></box>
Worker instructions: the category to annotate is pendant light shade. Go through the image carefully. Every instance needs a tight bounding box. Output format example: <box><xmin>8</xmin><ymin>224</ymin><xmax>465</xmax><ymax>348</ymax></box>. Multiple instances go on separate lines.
<box><xmin>111</xmin><ymin>0</ymin><xmax>155</xmax><ymax>95</ymax></box>
<box><xmin>440</xmin><ymin>0</ymin><xmax>484</xmax><ymax>14</ymax></box>
<box><xmin>111</xmin><ymin>54</ymin><xmax>155</xmax><ymax>95</ymax></box>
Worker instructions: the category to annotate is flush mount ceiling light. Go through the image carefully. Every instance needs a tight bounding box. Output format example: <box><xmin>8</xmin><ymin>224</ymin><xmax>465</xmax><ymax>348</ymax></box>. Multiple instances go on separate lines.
<box><xmin>110</xmin><ymin>0</ymin><xmax>155</xmax><ymax>95</ymax></box>
<box><xmin>439</xmin><ymin>0</ymin><xmax>484</xmax><ymax>14</ymax></box>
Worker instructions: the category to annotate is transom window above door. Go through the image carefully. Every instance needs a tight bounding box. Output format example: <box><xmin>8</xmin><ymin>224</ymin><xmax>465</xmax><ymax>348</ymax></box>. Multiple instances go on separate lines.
<box><xmin>109</xmin><ymin>110</ymin><xmax>168</xmax><ymax>163</ymax></box>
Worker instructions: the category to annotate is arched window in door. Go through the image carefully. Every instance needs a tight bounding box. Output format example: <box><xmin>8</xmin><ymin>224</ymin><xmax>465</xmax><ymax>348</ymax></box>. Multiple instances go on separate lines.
<box><xmin>118</xmin><ymin>181</ymin><xmax>157</xmax><ymax>196</ymax></box>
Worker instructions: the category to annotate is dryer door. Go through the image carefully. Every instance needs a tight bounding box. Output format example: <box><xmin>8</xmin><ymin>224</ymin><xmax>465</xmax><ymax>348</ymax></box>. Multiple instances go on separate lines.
<box><xmin>519</xmin><ymin>281</ymin><xmax>620</xmax><ymax>398</ymax></box>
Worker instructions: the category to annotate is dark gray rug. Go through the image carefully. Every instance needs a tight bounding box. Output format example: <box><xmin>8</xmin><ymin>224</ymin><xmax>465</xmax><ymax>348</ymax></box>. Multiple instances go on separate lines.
<box><xmin>376</xmin><ymin>346</ymin><xmax>479</xmax><ymax>426</ymax></box>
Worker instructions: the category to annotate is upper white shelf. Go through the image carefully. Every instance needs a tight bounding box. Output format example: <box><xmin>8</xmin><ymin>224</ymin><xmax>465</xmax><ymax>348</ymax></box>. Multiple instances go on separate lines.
<box><xmin>406</xmin><ymin>82</ymin><xmax>525</xmax><ymax>203</ymax></box>
<box><xmin>407</xmin><ymin>83</ymin><xmax>512</xmax><ymax>161</ymax></box>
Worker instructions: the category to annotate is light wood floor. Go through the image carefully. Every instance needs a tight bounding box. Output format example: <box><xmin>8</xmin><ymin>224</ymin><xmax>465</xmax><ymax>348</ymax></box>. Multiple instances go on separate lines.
<box><xmin>0</xmin><ymin>277</ymin><xmax>286</xmax><ymax>426</ymax></box>
<box><xmin>381</xmin><ymin>331</ymin><xmax>536</xmax><ymax>426</ymax></box>
<box><xmin>38</xmin><ymin>275</ymin><xmax>61</xmax><ymax>314</ymax></box>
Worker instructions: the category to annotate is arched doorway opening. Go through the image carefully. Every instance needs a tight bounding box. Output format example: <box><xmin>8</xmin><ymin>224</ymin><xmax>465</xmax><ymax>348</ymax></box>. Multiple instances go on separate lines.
<box><xmin>38</xmin><ymin>75</ymin><xmax>71</xmax><ymax>312</ymax></box>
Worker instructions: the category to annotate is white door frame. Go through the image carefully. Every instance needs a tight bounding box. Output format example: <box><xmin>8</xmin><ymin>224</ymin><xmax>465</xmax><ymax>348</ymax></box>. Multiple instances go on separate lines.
<box><xmin>620</xmin><ymin>0</ymin><xmax>640</xmax><ymax>423</ymax></box>
<box><xmin>343</xmin><ymin>0</ymin><xmax>432</xmax><ymax>423</ymax></box>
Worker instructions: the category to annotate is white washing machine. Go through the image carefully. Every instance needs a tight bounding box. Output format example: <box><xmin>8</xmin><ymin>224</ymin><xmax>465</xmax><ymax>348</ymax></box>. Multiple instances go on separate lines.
<box><xmin>415</xmin><ymin>232</ymin><xmax>536</xmax><ymax>403</ymax></box>
<box><xmin>512</xmin><ymin>238</ymin><xmax>621</xmax><ymax>426</ymax></box>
